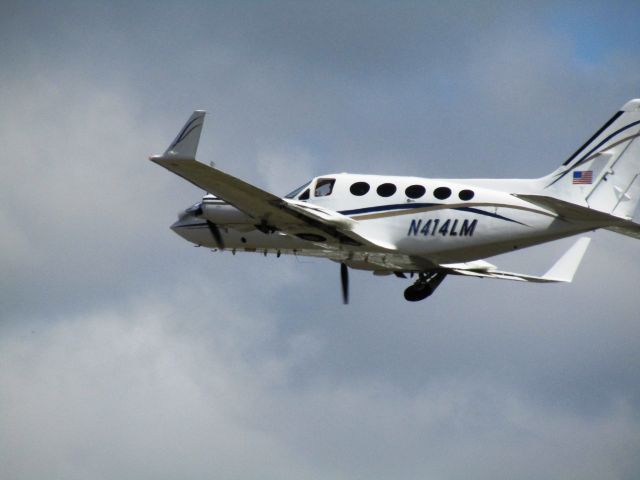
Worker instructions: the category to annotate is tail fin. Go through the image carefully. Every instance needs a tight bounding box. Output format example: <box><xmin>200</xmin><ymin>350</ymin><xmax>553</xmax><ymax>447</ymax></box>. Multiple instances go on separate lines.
<box><xmin>163</xmin><ymin>110</ymin><xmax>206</xmax><ymax>159</ymax></box>
<box><xmin>542</xmin><ymin>99</ymin><xmax>640</xmax><ymax>219</ymax></box>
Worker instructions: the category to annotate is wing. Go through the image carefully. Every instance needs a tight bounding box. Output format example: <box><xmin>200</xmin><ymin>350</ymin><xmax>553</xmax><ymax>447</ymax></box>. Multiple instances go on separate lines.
<box><xmin>441</xmin><ymin>237</ymin><xmax>591</xmax><ymax>283</ymax></box>
<box><xmin>150</xmin><ymin>111</ymin><xmax>396</xmax><ymax>251</ymax></box>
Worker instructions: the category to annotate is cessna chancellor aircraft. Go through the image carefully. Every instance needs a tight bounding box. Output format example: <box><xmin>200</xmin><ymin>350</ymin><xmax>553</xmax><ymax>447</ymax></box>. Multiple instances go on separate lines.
<box><xmin>151</xmin><ymin>99</ymin><xmax>640</xmax><ymax>303</ymax></box>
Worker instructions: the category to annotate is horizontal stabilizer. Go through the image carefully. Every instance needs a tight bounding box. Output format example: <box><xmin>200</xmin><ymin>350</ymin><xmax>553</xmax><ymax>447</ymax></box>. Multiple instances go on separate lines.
<box><xmin>606</xmin><ymin>224</ymin><xmax>640</xmax><ymax>240</ymax></box>
<box><xmin>542</xmin><ymin>237</ymin><xmax>591</xmax><ymax>282</ymax></box>
<box><xmin>514</xmin><ymin>194</ymin><xmax>614</xmax><ymax>222</ymax></box>
<box><xmin>446</xmin><ymin>237</ymin><xmax>591</xmax><ymax>283</ymax></box>
<box><xmin>516</xmin><ymin>194</ymin><xmax>640</xmax><ymax>240</ymax></box>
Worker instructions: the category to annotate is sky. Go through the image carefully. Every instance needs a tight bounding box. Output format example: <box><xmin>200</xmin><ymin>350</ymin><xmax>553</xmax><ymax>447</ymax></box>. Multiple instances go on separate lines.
<box><xmin>1</xmin><ymin>1</ymin><xmax>640</xmax><ymax>479</ymax></box>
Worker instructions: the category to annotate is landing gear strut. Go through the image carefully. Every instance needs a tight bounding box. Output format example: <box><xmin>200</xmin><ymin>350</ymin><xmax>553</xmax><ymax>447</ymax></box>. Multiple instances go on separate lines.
<box><xmin>403</xmin><ymin>271</ymin><xmax>447</xmax><ymax>302</ymax></box>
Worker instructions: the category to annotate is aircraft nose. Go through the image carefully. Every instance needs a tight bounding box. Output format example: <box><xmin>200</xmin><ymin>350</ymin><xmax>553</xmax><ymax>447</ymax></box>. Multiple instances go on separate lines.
<box><xmin>170</xmin><ymin>211</ymin><xmax>197</xmax><ymax>237</ymax></box>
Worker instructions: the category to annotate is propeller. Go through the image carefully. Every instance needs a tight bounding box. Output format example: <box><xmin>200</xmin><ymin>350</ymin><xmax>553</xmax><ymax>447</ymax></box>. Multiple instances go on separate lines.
<box><xmin>340</xmin><ymin>263</ymin><xmax>349</xmax><ymax>304</ymax></box>
<box><xmin>206</xmin><ymin>220</ymin><xmax>225</xmax><ymax>249</ymax></box>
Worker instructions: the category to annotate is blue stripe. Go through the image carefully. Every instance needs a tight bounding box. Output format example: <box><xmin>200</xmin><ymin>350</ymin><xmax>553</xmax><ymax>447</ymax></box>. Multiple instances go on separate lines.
<box><xmin>339</xmin><ymin>202</ymin><xmax>527</xmax><ymax>225</ymax></box>
<box><xmin>339</xmin><ymin>202</ymin><xmax>436</xmax><ymax>216</ymax></box>
<box><xmin>455</xmin><ymin>207</ymin><xmax>527</xmax><ymax>225</ymax></box>
<box><xmin>170</xmin><ymin>116</ymin><xmax>201</xmax><ymax>149</ymax></box>
<box><xmin>562</xmin><ymin>110</ymin><xmax>623</xmax><ymax>166</ymax></box>
<box><xmin>173</xmin><ymin>222</ymin><xmax>208</xmax><ymax>229</ymax></box>
<box><xmin>570</xmin><ymin>119</ymin><xmax>640</xmax><ymax>168</ymax></box>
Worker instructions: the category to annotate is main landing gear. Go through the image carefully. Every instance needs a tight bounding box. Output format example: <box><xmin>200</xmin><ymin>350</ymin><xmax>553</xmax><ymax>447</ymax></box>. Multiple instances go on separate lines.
<box><xmin>403</xmin><ymin>272</ymin><xmax>447</xmax><ymax>302</ymax></box>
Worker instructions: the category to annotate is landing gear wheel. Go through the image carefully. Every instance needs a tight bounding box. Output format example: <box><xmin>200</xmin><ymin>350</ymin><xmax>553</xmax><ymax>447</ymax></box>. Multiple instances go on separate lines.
<box><xmin>404</xmin><ymin>282</ymin><xmax>432</xmax><ymax>301</ymax></box>
<box><xmin>403</xmin><ymin>271</ymin><xmax>447</xmax><ymax>302</ymax></box>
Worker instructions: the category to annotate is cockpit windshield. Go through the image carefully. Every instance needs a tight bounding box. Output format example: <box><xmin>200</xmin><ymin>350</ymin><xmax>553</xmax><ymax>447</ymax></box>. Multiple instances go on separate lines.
<box><xmin>185</xmin><ymin>202</ymin><xmax>203</xmax><ymax>214</ymax></box>
<box><xmin>285</xmin><ymin>181</ymin><xmax>311</xmax><ymax>199</ymax></box>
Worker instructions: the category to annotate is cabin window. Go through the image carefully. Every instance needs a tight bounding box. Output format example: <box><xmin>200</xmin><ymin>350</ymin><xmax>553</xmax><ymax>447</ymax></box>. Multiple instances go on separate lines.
<box><xmin>285</xmin><ymin>181</ymin><xmax>311</xmax><ymax>199</ymax></box>
<box><xmin>405</xmin><ymin>185</ymin><xmax>425</xmax><ymax>199</ymax></box>
<box><xmin>377</xmin><ymin>183</ymin><xmax>397</xmax><ymax>197</ymax></box>
<box><xmin>350</xmin><ymin>182</ymin><xmax>370</xmax><ymax>196</ymax></box>
<box><xmin>458</xmin><ymin>189</ymin><xmax>475</xmax><ymax>201</ymax></box>
<box><xmin>315</xmin><ymin>178</ymin><xmax>336</xmax><ymax>197</ymax></box>
<box><xmin>433</xmin><ymin>186</ymin><xmax>451</xmax><ymax>200</ymax></box>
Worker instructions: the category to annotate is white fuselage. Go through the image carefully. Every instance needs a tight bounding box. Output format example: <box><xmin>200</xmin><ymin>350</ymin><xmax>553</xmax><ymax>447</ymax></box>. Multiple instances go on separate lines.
<box><xmin>171</xmin><ymin>173</ymin><xmax>598</xmax><ymax>272</ymax></box>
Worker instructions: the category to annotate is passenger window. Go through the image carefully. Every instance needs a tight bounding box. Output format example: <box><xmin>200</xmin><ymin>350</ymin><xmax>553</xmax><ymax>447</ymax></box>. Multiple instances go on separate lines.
<box><xmin>433</xmin><ymin>186</ymin><xmax>451</xmax><ymax>200</ymax></box>
<box><xmin>377</xmin><ymin>183</ymin><xmax>397</xmax><ymax>197</ymax></box>
<box><xmin>299</xmin><ymin>189</ymin><xmax>310</xmax><ymax>200</ymax></box>
<box><xmin>458</xmin><ymin>189</ymin><xmax>475</xmax><ymax>201</ymax></box>
<box><xmin>350</xmin><ymin>182</ymin><xmax>370</xmax><ymax>196</ymax></box>
<box><xmin>315</xmin><ymin>178</ymin><xmax>336</xmax><ymax>197</ymax></box>
<box><xmin>405</xmin><ymin>185</ymin><xmax>425</xmax><ymax>199</ymax></box>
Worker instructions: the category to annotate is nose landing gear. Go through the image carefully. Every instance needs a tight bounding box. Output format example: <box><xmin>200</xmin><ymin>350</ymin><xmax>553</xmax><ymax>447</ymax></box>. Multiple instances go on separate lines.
<box><xmin>403</xmin><ymin>271</ymin><xmax>447</xmax><ymax>302</ymax></box>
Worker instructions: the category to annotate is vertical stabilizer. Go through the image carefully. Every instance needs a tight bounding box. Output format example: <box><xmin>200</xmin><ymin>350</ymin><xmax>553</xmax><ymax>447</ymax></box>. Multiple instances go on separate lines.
<box><xmin>542</xmin><ymin>99</ymin><xmax>640</xmax><ymax>219</ymax></box>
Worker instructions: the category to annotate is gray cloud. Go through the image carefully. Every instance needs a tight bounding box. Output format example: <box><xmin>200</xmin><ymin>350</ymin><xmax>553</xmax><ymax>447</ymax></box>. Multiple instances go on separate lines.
<box><xmin>1</xmin><ymin>1</ymin><xmax>640</xmax><ymax>479</ymax></box>
<box><xmin>2</xmin><ymin>300</ymin><xmax>639</xmax><ymax>480</ymax></box>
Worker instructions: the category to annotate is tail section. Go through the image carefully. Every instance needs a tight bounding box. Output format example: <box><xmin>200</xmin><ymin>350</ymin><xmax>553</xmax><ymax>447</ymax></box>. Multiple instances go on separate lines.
<box><xmin>542</xmin><ymin>99</ymin><xmax>640</xmax><ymax>219</ymax></box>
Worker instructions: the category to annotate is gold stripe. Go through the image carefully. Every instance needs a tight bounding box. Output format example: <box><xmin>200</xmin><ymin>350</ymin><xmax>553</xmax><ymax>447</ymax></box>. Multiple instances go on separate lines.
<box><xmin>350</xmin><ymin>202</ymin><xmax>556</xmax><ymax>221</ymax></box>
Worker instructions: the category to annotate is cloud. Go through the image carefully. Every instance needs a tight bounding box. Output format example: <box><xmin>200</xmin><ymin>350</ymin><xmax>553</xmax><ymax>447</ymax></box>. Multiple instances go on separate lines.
<box><xmin>2</xmin><ymin>297</ymin><xmax>639</xmax><ymax>480</ymax></box>
<box><xmin>1</xmin><ymin>2</ymin><xmax>640</xmax><ymax>479</ymax></box>
<box><xmin>0</xmin><ymin>70</ymin><xmax>175</xmax><ymax>319</ymax></box>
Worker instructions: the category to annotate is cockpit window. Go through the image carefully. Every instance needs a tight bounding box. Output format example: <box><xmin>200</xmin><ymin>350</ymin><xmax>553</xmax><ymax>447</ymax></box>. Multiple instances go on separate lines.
<box><xmin>186</xmin><ymin>202</ymin><xmax>202</xmax><ymax>214</ymax></box>
<box><xmin>299</xmin><ymin>188</ymin><xmax>310</xmax><ymax>200</ymax></box>
<box><xmin>285</xmin><ymin>181</ymin><xmax>311</xmax><ymax>199</ymax></box>
<box><xmin>314</xmin><ymin>178</ymin><xmax>336</xmax><ymax>197</ymax></box>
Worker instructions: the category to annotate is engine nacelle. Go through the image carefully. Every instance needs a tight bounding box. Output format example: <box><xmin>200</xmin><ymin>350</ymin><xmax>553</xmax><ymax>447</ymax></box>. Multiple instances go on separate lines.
<box><xmin>201</xmin><ymin>201</ymin><xmax>253</xmax><ymax>226</ymax></box>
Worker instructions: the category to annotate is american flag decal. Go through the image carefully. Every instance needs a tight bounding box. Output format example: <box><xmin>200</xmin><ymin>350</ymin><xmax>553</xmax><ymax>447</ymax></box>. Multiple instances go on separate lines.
<box><xmin>572</xmin><ymin>170</ymin><xmax>593</xmax><ymax>184</ymax></box>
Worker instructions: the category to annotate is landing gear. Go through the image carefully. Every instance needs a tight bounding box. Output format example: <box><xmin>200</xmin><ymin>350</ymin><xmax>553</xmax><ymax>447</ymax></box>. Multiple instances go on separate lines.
<box><xmin>403</xmin><ymin>272</ymin><xmax>447</xmax><ymax>302</ymax></box>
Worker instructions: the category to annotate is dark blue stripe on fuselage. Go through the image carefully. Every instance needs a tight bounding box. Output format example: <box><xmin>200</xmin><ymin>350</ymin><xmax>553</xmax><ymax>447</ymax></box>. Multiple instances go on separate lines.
<box><xmin>455</xmin><ymin>207</ymin><xmax>527</xmax><ymax>225</ymax></box>
<box><xmin>178</xmin><ymin>205</ymin><xmax>527</xmax><ymax>232</ymax></box>
<box><xmin>173</xmin><ymin>222</ymin><xmax>209</xmax><ymax>229</ymax></box>
<box><xmin>339</xmin><ymin>202</ymin><xmax>437</xmax><ymax>216</ymax></box>
<box><xmin>339</xmin><ymin>203</ymin><xmax>527</xmax><ymax>225</ymax></box>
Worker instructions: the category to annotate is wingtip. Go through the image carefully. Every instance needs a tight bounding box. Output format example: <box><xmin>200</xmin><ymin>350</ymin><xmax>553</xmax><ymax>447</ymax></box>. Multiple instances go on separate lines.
<box><xmin>162</xmin><ymin>110</ymin><xmax>207</xmax><ymax>159</ymax></box>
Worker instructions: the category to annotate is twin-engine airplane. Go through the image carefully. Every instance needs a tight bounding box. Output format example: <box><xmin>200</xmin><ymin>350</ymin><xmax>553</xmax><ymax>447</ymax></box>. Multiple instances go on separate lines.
<box><xmin>151</xmin><ymin>99</ymin><xmax>640</xmax><ymax>303</ymax></box>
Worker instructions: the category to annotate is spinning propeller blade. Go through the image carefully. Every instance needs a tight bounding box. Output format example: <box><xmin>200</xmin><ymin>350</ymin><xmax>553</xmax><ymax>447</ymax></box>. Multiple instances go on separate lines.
<box><xmin>206</xmin><ymin>220</ymin><xmax>225</xmax><ymax>249</ymax></box>
<box><xmin>340</xmin><ymin>263</ymin><xmax>349</xmax><ymax>304</ymax></box>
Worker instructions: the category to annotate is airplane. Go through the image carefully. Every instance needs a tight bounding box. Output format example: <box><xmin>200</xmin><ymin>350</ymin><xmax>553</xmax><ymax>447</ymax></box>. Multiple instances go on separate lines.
<box><xmin>151</xmin><ymin>99</ymin><xmax>640</xmax><ymax>303</ymax></box>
